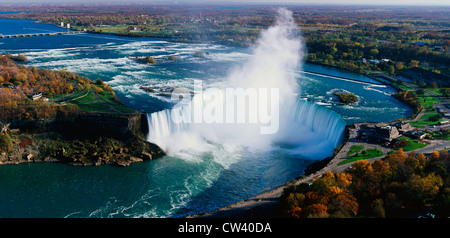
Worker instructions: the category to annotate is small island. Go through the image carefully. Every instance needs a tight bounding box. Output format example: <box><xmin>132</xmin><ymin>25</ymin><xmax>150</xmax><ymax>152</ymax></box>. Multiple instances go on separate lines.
<box><xmin>131</xmin><ymin>55</ymin><xmax>156</xmax><ymax>64</ymax></box>
<box><xmin>193</xmin><ymin>51</ymin><xmax>205</xmax><ymax>58</ymax></box>
<box><xmin>333</xmin><ymin>91</ymin><xmax>358</xmax><ymax>104</ymax></box>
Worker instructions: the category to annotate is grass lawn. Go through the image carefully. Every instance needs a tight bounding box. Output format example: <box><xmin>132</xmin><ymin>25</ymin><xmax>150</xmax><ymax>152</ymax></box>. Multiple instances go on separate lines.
<box><xmin>409</xmin><ymin>112</ymin><xmax>442</xmax><ymax>128</ymax></box>
<box><xmin>426</xmin><ymin>88</ymin><xmax>450</xmax><ymax>98</ymax></box>
<box><xmin>430</xmin><ymin>131</ymin><xmax>450</xmax><ymax>140</ymax></box>
<box><xmin>56</xmin><ymin>88</ymin><xmax>136</xmax><ymax>114</ymax></box>
<box><xmin>393</xmin><ymin>82</ymin><xmax>413</xmax><ymax>91</ymax></box>
<box><xmin>347</xmin><ymin>145</ymin><xmax>364</xmax><ymax>155</ymax></box>
<box><xmin>96</xmin><ymin>92</ymin><xmax>136</xmax><ymax>113</ymax></box>
<box><xmin>398</xmin><ymin>136</ymin><xmax>427</xmax><ymax>151</ymax></box>
<box><xmin>339</xmin><ymin>148</ymin><xmax>383</xmax><ymax>165</ymax></box>
<box><xmin>418</xmin><ymin>93</ymin><xmax>441</xmax><ymax>110</ymax></box>
<box><xmin>92</xmin><ymin>26</ymin><xmax>129</xmax><ymax>34</ymax></box>
<box><xmin>51</xmin><ymin>90</ymin><xmax>88</xmax><ymax>101</ymax></box>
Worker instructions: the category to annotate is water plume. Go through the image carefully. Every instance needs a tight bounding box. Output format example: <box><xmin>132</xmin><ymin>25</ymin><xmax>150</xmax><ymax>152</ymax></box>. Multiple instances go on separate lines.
<box><xmin>146</xmin><ymin>8</ymin><xmax>345</xmax><ymax>160</ymax></box>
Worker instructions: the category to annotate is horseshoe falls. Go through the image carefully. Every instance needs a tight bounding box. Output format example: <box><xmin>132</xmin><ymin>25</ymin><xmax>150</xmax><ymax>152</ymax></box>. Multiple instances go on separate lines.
<box><xmin>0</xmin><ymin>10</ymin><xmax>412</xmax><ymax>218</ymax></box>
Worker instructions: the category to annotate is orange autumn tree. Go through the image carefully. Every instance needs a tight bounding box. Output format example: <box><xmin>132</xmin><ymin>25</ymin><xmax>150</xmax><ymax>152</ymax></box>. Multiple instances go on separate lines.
<box><xmin>281</xmin><ymin>171</ymin><xmax>358</xmax><ymax>218</ymax></box>
<box><xmin>281</xmin><ymin>149</ymin><xmax>450</xmax><ymax>218</ymax></box>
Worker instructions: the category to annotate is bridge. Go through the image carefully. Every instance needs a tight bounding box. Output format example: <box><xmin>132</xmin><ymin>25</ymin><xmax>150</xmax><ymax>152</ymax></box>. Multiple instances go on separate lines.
<box><xmin>0</xmin><ymin>31</ymin><xmax>82</xmax><ymax>39</ymax></box>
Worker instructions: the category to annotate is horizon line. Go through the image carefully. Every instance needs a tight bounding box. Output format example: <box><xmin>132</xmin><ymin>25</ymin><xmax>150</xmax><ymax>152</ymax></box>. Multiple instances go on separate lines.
<box><xmin>0</xmin><ymin>1</ymin><xmax>449</xmax><ymax>7</ymax></box>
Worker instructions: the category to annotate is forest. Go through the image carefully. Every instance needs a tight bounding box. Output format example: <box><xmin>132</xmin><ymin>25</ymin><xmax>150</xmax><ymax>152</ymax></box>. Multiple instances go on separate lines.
<box><xmin>280</xmin><ymin>149</ymin><xmax>450</xmax><ymax>218</ymax></box>
<box><xmin>0</xmin><ymin>54</ymin><xmax>118</xmax><ymax>121</ymax></box>
<box><xmin>1</xmin><ymin>4</ymin><xmax>448</xmax><ymax>80</ymax></box>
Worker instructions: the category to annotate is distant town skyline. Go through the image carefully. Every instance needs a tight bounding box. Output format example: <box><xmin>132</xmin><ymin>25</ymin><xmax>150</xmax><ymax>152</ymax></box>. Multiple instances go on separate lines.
<box><xmin>0</xmin><ymin>0</ymin><xmax>449</xmax><ymax>6</ymax></box>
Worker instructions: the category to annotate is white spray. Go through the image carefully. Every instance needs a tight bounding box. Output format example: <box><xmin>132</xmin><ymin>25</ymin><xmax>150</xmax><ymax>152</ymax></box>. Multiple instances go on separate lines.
<box><xmin>146</xmin><ymin>8</ymin><xmax>345</xmax><ymax>160</ymax></box>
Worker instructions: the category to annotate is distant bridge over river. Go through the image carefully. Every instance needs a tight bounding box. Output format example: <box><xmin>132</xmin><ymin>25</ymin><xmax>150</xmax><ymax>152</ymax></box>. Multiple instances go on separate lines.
<box><xmin>0</xmin><ymin>31</ymin><xmax>83</xmax><ymax>38</ymax></box>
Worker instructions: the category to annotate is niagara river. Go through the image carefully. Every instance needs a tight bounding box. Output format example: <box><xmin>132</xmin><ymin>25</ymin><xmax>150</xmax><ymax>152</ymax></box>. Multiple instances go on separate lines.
<box><xmin>0</xmin><ymin>15</ymin><xmax>412</xmax><ymax>218</ymax></box>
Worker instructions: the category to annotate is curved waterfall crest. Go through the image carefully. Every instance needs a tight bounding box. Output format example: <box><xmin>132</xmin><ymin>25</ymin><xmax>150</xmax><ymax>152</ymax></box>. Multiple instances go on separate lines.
<box><xmin>145</xmin><ymin>8</ymin><xmax>346</xmax><ymax>160</ymax></box>
<box><xmin>146</xmin><ymin>98</ymin><xmax>346</xmax><ymax>159</ymax></box>
<box><xmin>290</xmin><ymin>100</ymin><xmax>346</xmax><ymax>148</ymax></box>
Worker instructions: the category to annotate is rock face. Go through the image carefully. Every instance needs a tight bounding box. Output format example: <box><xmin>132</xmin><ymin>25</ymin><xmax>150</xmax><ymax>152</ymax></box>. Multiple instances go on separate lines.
<box><xmin>141</xmin><ymin>152</ymin><xmax>152</xmax><ymax>160</ymax></box>
<box><xmin>1</xmin><ymin>112</ymin><xmax>166</xmax><ymax>167</ymax></box>
<box><xmin>7</xmin><ymin>112</ymin><xmax>147</xmax><ymax>140</ymax></box>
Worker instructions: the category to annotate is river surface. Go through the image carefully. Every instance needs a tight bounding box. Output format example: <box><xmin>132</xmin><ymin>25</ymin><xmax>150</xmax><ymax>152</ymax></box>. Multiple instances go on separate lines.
<box><xmin>0</xmin><ymin>19</ymin><xmax>412</xmax><ymax>217</ymax></box>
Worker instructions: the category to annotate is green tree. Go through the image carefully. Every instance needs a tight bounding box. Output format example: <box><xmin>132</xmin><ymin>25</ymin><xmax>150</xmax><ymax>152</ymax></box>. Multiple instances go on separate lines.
<box><xmin>308</xmin><ymin>53</ymin><xmax>317</xmax><ymax>61</ymax></box>
<box><xmin>439</xmin><ymin>88</ymin><xmax>450</xmax><ymax>98</ymax></box>
<box><xmin>408</xmin><ymin>173</ymin><xmax>442</xmax><ymax>205</ymax></box>
<box><xmin>416</xmin><ymin>88</ymin><xmax>425</xmax><ymax>96</ymax></box>
<box><xmin>0</xmin><ymin>133</ymin><xmax>13</xmax><ymax>153</ymax></box>
<box><xmin>388</xmin><ymin>65</ymin><xmax>395</xmax><ymax>75</ymax></box>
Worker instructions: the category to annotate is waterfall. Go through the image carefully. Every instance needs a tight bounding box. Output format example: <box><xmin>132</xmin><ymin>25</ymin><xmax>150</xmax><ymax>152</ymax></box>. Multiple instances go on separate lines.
<box><xmin>290</xmin><ymin>100</ymin><xmax>346</xmax><ymax>148</ymax></box>
<box><xmin>146</xmin><ymin>98</ymin><xmax>346</xmax><ymax>160</ymax></box>
<box><xmin>145</xmin><ymin>8</ymin><xmax>346</xmax><ymax>160</ymax></box>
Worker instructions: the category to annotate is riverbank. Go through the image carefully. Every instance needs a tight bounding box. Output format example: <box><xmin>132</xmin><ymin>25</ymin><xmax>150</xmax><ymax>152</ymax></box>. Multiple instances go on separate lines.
<box><xmin>189</xmin><ymin>127</ymin><xmax>449</xmax><ymax>218</ymax></box>
<box><xmin>1</xmin><ymin>134</ymin><xmax>165</xmax><ymax>167</ymax></box>
<box><xmin>189</xmin><ymin>71</ymin><xmax>450</xmax><ymax>218</ymax></box>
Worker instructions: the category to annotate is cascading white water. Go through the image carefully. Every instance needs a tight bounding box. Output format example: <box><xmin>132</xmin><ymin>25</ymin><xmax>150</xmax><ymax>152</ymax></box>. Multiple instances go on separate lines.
<box><xmin>291</xmin><ymin>100</ymin><xmax>346</xmax><ymax>148</ymax></box>
<box><xmin>147</xmin><ymin>99</ymin><xmax>345</xmax><ymax>159</ymax></box>
<box><xmin>146</xmin><ymin>8</ymin><xmax>346</xmax><ymax>160</ymax></box>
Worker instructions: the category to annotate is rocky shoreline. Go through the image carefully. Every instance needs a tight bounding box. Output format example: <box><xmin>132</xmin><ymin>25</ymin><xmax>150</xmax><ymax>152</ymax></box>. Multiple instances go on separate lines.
<box><xmin>0</xmin><ymin>131</ymin><xmax>165</xmax><ymax>167</ymax></box>
<box><xmin>0</xmin><ymin>112</ymin><xmax>166</xmax><ymax>167</ymax></box>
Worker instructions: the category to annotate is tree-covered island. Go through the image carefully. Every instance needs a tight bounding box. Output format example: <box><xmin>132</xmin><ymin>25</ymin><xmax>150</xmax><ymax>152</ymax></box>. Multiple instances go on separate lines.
<box><xmin>333</xmin><ymin>92</ymin><xmax>358</xmax><ymax>104</ymax></box>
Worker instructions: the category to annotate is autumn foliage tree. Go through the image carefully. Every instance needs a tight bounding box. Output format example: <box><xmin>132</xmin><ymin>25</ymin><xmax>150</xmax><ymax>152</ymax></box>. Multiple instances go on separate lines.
<box><xmin>281</xmin><ymin>149</ymin><xmax>450</xmax><ymax>218</ymax></box>
<box><xmin>0</xmin><ymin>54</ymin><xmax>101</xmax><ymax>120</ymax></box>
<box><xmin>392</xmin><ymin>91</ymin><xmax>423</xmax><ymax>114</ymax></box>
<box><xmin>281</xmin><ymin>172</ymin><xmax>358</xmax><ymax>218</ymax></box>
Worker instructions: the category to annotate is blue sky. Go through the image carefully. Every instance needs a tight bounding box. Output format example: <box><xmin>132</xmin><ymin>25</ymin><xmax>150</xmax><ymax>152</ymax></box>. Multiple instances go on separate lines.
<box><xmin>1</xmin><ymin>0</ymin><xmax>449</xmax><ymax>6</ymax></box>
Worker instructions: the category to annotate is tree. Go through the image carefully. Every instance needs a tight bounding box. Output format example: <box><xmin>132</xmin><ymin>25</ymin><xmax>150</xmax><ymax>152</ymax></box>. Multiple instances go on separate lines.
<box><xmin>433</xmin><ymin>187</ymin><xmax>450</xmax><ymax>217</ymax></box>
<box><xmin>431</xmin><ymin>82</ymin><xmax>438</xmax><ymax>89</ymax></box>
<box><xmin>408</xmin><ymin>60</ymin><xmax>419</xmax><ymax>68</ymax></box>
<box><xmin>308</xmin><ymin>53</ymin><xmax>317</xmax><ymax>61</ymax></box>
<box><xmin>305</xmin><ymin>203</ymin><xmax>328</xmax><ymax>218</ymax></box>
<box><xmin>408</xmin><ymin>173</ymin><xmax>442</xmax><ymax>205</ymax></box>
<box><xmin>145</xmin><ymin>56</ymin><xmax>156</xmax><ymax>64</ymax></box>
<box><xmin>96</xmin><ymin>78</ymin><xmax>104</xmax><ymax>86</ymax></box>
<box><xmin>395</xmin><ymin>62</ymin><xmax>404</xmax><ymax>71</ymax></box>
<box><xmin>0</xmin><ymin>133</ymin><xmax>13</xmax><ymax>153</ymax></box>
<box><xmin>371</xmin><ymin>199</ymin><xmax>386</xmax><ymax>218</ymax></box>
<box><xmin>439</xmin><ymin>88</ymin><xmax>450</xmax><ymax>98</ymax></box>
<box><xmin>388</xmin><ymin>65</ymin><xmax>395</xmax><ymax>75</ymax></box>
<box><xmin>370</xmin><ymin>48</ymin><xmax>379</xmax><ymax>57</ymax></box>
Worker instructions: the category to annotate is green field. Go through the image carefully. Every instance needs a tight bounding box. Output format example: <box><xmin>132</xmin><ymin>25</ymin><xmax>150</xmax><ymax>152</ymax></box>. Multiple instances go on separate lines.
<box><xmin>55</xmin><ymin>87</ymin><xmax>136</xmax><ymax>114</ymax></box>
<box><xmin>347</xmin><ymin>145</ymin><xmax>364</xmax><ymax>155</ymax></box>
<box><xmin>430</xmin><ymin>131</ymin><xmax>450</xmax><ymax>140</ymax></box>
<box><xmin>419</xmin><ymin>93</ymin><xmax>441</xmax><ymax>111</ymax></box>
<box><xmin>393</xmin><ymin>82</ymin><xmax>413</xmax><ymax>91</ymax></box>
<box><xmin>339</xmin><ymin>148</ymin><xmax>383</xmax><ymax>165</ymax></box>
<box><xmin>409</xmin><ymin>112</ymin><xmax>443</xmax><ymax>128</ymax></box>
<box><xmin>399</xmin><ymin>136</ymin><xmax>427</xmax><ymax>151</ymax></box>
